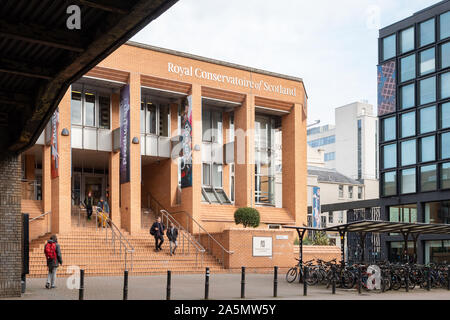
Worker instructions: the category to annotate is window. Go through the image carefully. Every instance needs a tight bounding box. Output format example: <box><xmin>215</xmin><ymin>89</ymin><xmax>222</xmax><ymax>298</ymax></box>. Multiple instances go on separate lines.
<box><xmin>324</xmin><ymin>152</ymin><xmax>335</xmax><ymax>162</ymax></box>
<box><xmin>212</xmin><ymin>164</ymin><xmax>222</xmax><ymax>188</ymax></box>
<box><xmin>400</xmin><ymin>84</ymin><xmax>415</xmax><ymax>109</ymax></box>
<box><xmin>98</xmin><ymin>96</ymin><xmax>110</xmax><ymax>129</ymax></box>
<box><xmin>400</xmin><ymin>54</ymin><xmax>415</xmax><ymax>82</ymax></box>
<box><xmin>425</xmin><ymin>240</ymin><xmax>450</xmax><ymax>264</ymax></box>
<box><xmin>159</xmin><ymin>104</ymin><xmax>170</xmax><ymax>137</ymax></box>
<box><xmin>420</xmin><ymin>105</ymin><xmax>436</xmax><ymax>134</ymax></box>
<box><xmin>420</xmin><ymin>18</ymin><xmax>435</xmax><ymax>47</ymax></box>
<box><xmin>202</xmin><ymin>163</ymin><xmax>211</xmax><ymax>186</ymax></box>
<box><xmin>389</xmin><ymin>241</ymin><xmax>415</xmax><ymax>263</ymax></box>
<box><xmin>389</xmin><ymin>204</ymin><xmax>417</xmax><ymax>223</ymax></box>
<box><xmin>382</xmin><ymin>34</ymin><xmax>396</xmax><ymax>60</ymax></box>
<box><xmin>84</xmin><ymin>92</ymin><xmax>95</xmax><ymax>126</ymax></box>
<box><xmin>401</xmin><ymin>111</ymin><xmax>415</xmax><ymax>137</ymax></box>
<box><xmin>421</xmin><ymin>165</ymin><xmax>437</xmax><ymax>191</ymax></box>
<box><xmin>338</xmin><ymin>185</ymin><xmax>344</xmax><ymax>198</ymax></box>
<box><xmin>441</xmin><ymin>162</ymin><xmax>450</xmax><ymax>188</ymax></box>
<box><xmin>400</xmin><ymin>27</ymin><xmax>415</xmax><ymax>53</ymax></box>
<box><xmin>441</xmin><ymin>102</ymin><xmax>450</xmax><ymax>129</ymax></box>
<box><xmin>382</xmin><ymin>116</ymin><xmax>396</xmax><ymax>141</ymax></box>
<box><xmin>419</xmin><ymin>76</ymin><xmax>436</xmax><ymax>105</ymax></box>
<box><xmin>420</xmin><ymin>135</ymin><xmax>435</xmax><ymax>162</ymax></box>
<box><xmin>358</xmin><ymin>186</ymin><xmax>363</xmax><ymax>199</ymax></box>
<box><xmin>440</xmin><ymin>11</ymin><xmax>450</xmax><ymax>40</ymax></box>
<box><xmin>140</xmin><ymin>101</ymin><xmax>157</xmax><ymax>135</ymax></box>
<box><xmin>328</xmin><ymin>212</ymin><xmax>333</xmax><ymax>224</ymax></box>
<box><xmin>440</xmin><ymin>42</ymin><xmax>450</xmax><ymax>69</ymax></box>
<box><xmin>348</xmin><ymin>186</ymin><xmax>353</xmax><ymax>199</ymax></box>
<box><xmin>401</xmin><ymin>139</ymin><xmax>416</xmax><ymax>166</ymax></box>
<box><xmin>383</xmin><ymin>171</ymin><xmax>397</xmax><ymax>196</ymax></box>
<box><xmin>307</xmin><ymin>135</ymin><xmax>335</xmax><ymax>148</ymax></box>
<box><xmin>440</xmin><ymin>72</ymin><xmax>450</xmax><ymax>99</ymax></box>
<box><xmin>424</xmin><ymin>201</ymin><xmax>450</xmax><ymax>224</ymax></box>
<box><xmin>401</xmin><ymin>168</ymin><xmax>416</xmax><ymax>194</ymax></box>
<box><xmin>419</xmin><ymin>48</ymin><xmax>435</xmax><ymax>75</ymax></box>
<box><xmin>202</xmin><ymin>108</ymin><xmax>212</xmax><ymax>142</ymax></box>
<box><xmin>441</xmin><ymin>132</ymin><xmax>450</xmax><ymax>159</ymax></box>
<box><xmin>383</xmin><ymin>143</ymin><xmax>397</xmax><ymax>169</ymax></box>
<box><xmin>71</xmin><ymin>91</ymin><xmax>82</xmax><ymax>125</ymax></box>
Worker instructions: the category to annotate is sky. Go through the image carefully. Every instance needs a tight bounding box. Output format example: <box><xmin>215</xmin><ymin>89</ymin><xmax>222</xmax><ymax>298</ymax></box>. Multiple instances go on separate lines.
<box><xmin>131</xmin><ymin>0</ymin><xmax>442</xmax><ymax>126</ymax></box>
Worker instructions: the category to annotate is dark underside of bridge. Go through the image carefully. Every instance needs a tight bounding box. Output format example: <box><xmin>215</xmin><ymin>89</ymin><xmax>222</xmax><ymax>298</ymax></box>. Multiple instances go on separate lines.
<box><xmin>0</xmin><ymin>0</ymin><xmax>178</xmax><ymax>157</ymax></box>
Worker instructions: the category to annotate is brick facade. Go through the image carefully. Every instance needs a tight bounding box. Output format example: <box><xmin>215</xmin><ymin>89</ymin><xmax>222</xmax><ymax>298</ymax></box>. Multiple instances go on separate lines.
<box><xmin>0</xmin><ymin>155</ymin><xmax>22</xmax><ymax>297</ymax></box>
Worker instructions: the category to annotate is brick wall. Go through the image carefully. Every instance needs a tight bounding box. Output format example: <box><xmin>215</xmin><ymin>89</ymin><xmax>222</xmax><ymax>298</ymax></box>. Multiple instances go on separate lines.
<box><xmin>0</xmin><ymin>155</ymin><xmax>22</xmax><ymax>297</ymax></box>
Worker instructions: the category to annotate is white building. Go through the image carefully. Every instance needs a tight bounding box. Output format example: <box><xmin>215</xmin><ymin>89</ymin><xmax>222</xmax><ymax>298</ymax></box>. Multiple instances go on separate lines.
<box><xmin>307</xmin><ymin>101</ymin><xmax>379</xmax><ymax>199</ymax></box>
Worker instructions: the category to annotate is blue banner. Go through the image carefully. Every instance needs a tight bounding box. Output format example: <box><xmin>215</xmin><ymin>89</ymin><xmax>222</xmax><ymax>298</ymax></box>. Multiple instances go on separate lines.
<box><xmin>120</xmin><ymin>84</ymin><xmax>130</xmax><ymax>184</ymax></box>
<box><xmin>180</xmin><ymin>96</ymin><xmax>193</xmax><ymax>188</ymax></box>
<box><xmin>312</xmin><ymin>187</ymin><xmax>321</xmax><ymax>228</ymax></box>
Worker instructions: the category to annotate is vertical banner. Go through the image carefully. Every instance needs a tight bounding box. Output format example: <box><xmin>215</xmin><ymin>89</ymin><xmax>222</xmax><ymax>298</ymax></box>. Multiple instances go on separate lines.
<box><xmin>312</xmin><ymin>186</ymin><xmax>321</xmax><ymax>228</ymax></box>
<box><xmin>50</xmin><ymin>108</ymin><xmax>60</xmax><ymax>179</ymax></box>
<box><xmin>120</xmin><ymin>84</ymin><xmax>130</xmax><ymax>184</ymax></box>
<box><xmin>180</xmin><ymin>96</ymin><xmax>193</xmax><ymax>188</ymax></box>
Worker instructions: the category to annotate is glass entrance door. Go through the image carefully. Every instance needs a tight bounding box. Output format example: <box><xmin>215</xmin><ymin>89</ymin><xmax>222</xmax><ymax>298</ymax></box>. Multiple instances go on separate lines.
<box><xmin>255</xmin><ymin>115</ymin><xmax>275</xmax><ymax>206</ymax></box>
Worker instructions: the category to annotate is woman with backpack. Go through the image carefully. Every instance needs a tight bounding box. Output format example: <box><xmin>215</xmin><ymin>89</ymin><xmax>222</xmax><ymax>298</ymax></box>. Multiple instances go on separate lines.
<box><xmin>44</xmin><ymin>235</ymin><xmax>63</xmax><ymax>289</ymax></box>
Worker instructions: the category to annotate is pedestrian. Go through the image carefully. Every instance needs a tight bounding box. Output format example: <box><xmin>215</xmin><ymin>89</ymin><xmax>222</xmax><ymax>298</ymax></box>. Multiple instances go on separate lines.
<box><xmin>84</xmin><ymin>191</ymin><xmax>94</xmax><ymax>220</ymax></box>
<box><xmin>166</xmin><ymin>221</ymin><xmax>178</xmax><ymax>256</ymax></box>
<box><xmin>150</xmin><ymin>216</ymin><xmax>165</xmax><ymax>252</ymax></box>
<box><xmin>97</xmin><ymin>196</ymin><xmax>110</xmax><ymax>228</ymax></box>
<box><xmin>44</xmin><ymin>235</ymin><xmax>63</xmax><ymax>289</ymax></box>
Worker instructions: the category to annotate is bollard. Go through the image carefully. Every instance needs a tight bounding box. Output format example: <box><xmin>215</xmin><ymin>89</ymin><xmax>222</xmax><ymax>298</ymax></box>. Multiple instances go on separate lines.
<box><xmin>166</xmin><ymin>270</ymin><xmax>171</xmax><ymax>300</ymax></box>
<box><xmin>357</xmin><ymin>266</ymin><xmax>362</xmax><ymax>294</ymax></box>
<box><xmin>405</xmin><ymin>268</ymin><xmax>409</xmax><ymax>292</ymax></box>
<box><xmin>241</xmin><ymin>267</ymin><xmax>246</xmax><ymax>299</ymax></box>
<box><xmin>331</xmin><ymin>265</ymin><xmax>336</xmax><ymax>294</ymax></box>
<box><xmin>303</xmin><ymin>266</ymin><xmax>308</xmax><ymax>296</ymax></box>
<box><xmin>426</xmin><ymin>267</ymin><xmax>431</xmax><ymax>291</ymax></box>
<box><xmin>123</xmin><ymin>270</ymin><xmax>129</xmax><ymax>300</ymax></box>
<box><xmin>273</xmin><ymin>266</ymin><xmax>278</xmax><ymax>297</ymax></box>
<box><xmin>204</xmin><ymin>267</ymin><xmax>210</xmax><ymax>300</ymax></box>
<box><xmin>79</xmin><ymin>269</ymin><xmax>85</xmax><ymax>300</ymax></box>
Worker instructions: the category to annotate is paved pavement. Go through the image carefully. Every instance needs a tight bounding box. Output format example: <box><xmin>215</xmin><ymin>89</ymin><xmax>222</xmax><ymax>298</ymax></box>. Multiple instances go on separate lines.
<box><xmin>4</xmin><ymin>273</ymin><xmax>450</xmax><ymax>300</ymax></box>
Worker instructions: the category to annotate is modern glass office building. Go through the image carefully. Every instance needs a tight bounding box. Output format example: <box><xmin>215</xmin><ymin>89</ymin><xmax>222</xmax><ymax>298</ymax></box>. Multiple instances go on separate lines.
<box><xmin>378</xmin><ymin>1</ymin><xmax>450</xmax><ymax>264</ymax></box>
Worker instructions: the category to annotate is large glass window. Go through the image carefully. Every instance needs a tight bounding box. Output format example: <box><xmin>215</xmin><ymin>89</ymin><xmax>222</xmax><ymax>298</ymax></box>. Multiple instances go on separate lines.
<box><xmin>419</xmin><ymin>48</ymin><xmax>435</xmax><ymax>75</ymax></box>
<box><xmin>420</xmin><ymin>135</ymin><xmax>435</xmax><ymax>162</ymax></box>
<box><xmin>389</xmin><ymin>204</ymin><xmax>417</xmax><ymax>223</ymax></box>
<box><xmin>383</xmin><ymin>143</ymin><xmax>397</xmax><ymax>169</ymax></box>
<box><xmin>140</xmin><ymin>101</ymin><xmax>157</xmax><ymax>134</ymax></box>
<box><xmin>159</xmin><ymin>104</ymin><xmax>170</xmax><ymax>137</ymax></box>
<box><xmin>84</xmin><ymin>92</ymin><xmax>95</xmax><ymax>127</ymax></box>
<box><xmin>420</xmin><ymin>105</ymin><xmax>436</xmax><ymax>133</ymax></box>
<box><xmin>383</xmin><ymin>171</ymin><xmax>397</xmax><ymax>196</ymax></box>
<box><xmin>383</xmin><ymin>34</ymin><xmax>396</xmax><ymax>60</ymax></box>
<box><xmin>425</xmin><ymin>201</ymin><xmax>450</xmax><ymax>224</ymax></box>
<box><xmin>440</xmin><ymin>42</ymin><xmax>450</xmax><ymax>69</ymax></box>
<box><xmin>441</xmin><ymin>102</ymin><xmax>450</xmax><ymax>129</ymax></box>
<box><xmin>401</xmin><ymin>111</ymin><xmax>415</xmax><ymax>137</ymax></box>
<box><xmin>425</xmin><ymin>240</ymin><xmax>450</xmax><ymax>264</ymax></box>
<box><xmin>389</xmin><ymin>241</ymin><xmax>415</xmax><ymax>263</ymax></box>
<box><xmin>440</xmin><ymin>72</ymin><xmax>450</xmax><ymax>99</ymax></box>
<box><xmin>400</xmin><ymin>54</ymin><xmax>416</xmax><ymax>82</ymax></box>
<box><xmin>420</xmin><ymin>18</ymin><xmax>435</xmax><ymax>47</ymax></box>
<box><xmin>382</xmin><ymin>116</ymin><xmax>396</xmax><ymax>141</ymax></box>
<box><xmin>401</xmin><ymin>168</ymin><xmax>416</xmax><ymax>194</ymax></box>
<box><xmin>441</xmin><ymin>132</ymin><xmax>450</xmax><ymax>159</ymax></box>
<box><xmin>440</xmin><ymin>11</ymin><xmax>450</xmax><ymax>40</ymax></box>
<box><xmin>421</xmin><ymin>165</ymin><xmax>437</xmax><ymax>191</ymax></box>
<box><xmin>419</xmin><ymin>76</ymin><xmax>436</xmax><ymax>105</ymax></box>
<box><xmin>71</xmin><ymin>91</ymin><xmax>82</xmax><ymax>125</ymax></box>
<box><xmin>400</xmin><ymin>83</ymin><xmax>415</xmax><ymax>109</ymax></box>
<box><xmin>401</xmin><ymin>139</ymin><xmax>416</xmax><ymax>166</ymax></box>
<box><xmin>441</xmin><ymin>162</ymin><xmax>450</xmax><ymax>188</ymax></box>
<box><xmin>400</xmin><ymin>27</ymin><xmax>415</xmax><ymax>53</ymax></box>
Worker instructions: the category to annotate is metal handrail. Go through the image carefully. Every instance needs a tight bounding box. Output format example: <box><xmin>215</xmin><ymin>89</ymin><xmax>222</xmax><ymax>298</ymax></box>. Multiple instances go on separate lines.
<box><xmin>29</xmin><ymin>211</ymin><xmax>52</xmax><ymax>238</ymax></box>
<box><xmin>96</xmin><ymin>207</ymin><xmax>135</xmax><ymax>272</ymax></box>
<box><xmin>146</xmin><ymin>192</ymin><xmax>233</xmax><ymax>267</ymax></box>
<box><xmin>29</xmin><ymin>210</ymin><xmax>51</xmax><ymax>222</ymax></box>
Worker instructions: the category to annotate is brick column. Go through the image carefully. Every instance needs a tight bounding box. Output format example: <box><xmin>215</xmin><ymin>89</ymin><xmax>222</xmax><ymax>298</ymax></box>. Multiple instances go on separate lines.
<box><xmin>41</xmin><ymin>145</ymin><xmax>51</xmax><ymax>213</ymax></box>
<box><xmin>234</xmin><ymin>94</ymin><xmax>255</xmax><ymax>208</ymax></box>
<box><xmin>282</xmin><ymin>102</ymin><xmax>307</xmax><ymax>226</ymax></box>
<box><xmin>109</xmin><ymin>93</ymin><xmax>120</xmax><ymax>227</ymax></box>
<box><xmin>222</xmin><ymin>112</ymin><xmax>230</xmax><ymax>196</ymax></box>
<box><xmin>51</xmin><ymin>90</ymin><xmax>72</xmax><ymax>234</ymax></box>
<box><xmin>0</xmin><ymin>155</ymin><xmax>22</xmax><ymax>297</ymax></box>
<box><xmin>120</xmin><ymin>73</ymin><xmax>141</xmax><ymax>234</ymax></box>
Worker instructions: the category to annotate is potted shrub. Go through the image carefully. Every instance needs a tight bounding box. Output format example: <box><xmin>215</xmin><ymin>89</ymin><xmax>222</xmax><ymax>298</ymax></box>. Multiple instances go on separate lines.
<box><xmin>234</xmin><ymin>207</ymin><xmax>260</xmax><ymax>228</ymax></box>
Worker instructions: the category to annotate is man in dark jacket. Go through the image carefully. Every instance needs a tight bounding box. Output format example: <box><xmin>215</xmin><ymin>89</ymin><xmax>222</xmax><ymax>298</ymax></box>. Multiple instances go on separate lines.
<box><xmin>44</xmin><ymin>235</ymin><xmax>63</xmax><ymax>289</ymax></box>
<box><xmin>166</xmin><ymin>221</ymin><xmax>179</xmax><ymax>256</ymax></box>
<box><xmin>150</xmin><ymin>216</ymin><xmax>165</xmax><ymax>252</ymax></box>
<box><xmin>84</xmin><ymin>191</ymin><xmax>94</xmax><ymax>220</ymax></box>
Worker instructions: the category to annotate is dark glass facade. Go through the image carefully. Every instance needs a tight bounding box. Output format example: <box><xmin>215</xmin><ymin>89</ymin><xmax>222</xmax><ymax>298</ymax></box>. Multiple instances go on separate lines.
<box><xmin>378</xmin><ymin>2</ymin><xmax>450</xmax><ymax>264</ymax></box>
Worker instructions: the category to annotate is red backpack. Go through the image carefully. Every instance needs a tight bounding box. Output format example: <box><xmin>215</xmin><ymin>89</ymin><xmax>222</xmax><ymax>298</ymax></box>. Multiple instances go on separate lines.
<box><xmin>45</xmin><ymin>242</ymin><xmax>57</xmax><ymax>261</ymax></box>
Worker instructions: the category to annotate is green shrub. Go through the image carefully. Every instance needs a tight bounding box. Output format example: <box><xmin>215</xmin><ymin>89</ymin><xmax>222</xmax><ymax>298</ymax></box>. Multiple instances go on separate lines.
<box><xmin>234</xmin><ymin>207</ymin><xmax>260</xmax><ymax>228</ymax></box>
<box><xmin>312</xmin><ymin>231</ymin><xmax>330</xmax><ymax>246</ymax></box>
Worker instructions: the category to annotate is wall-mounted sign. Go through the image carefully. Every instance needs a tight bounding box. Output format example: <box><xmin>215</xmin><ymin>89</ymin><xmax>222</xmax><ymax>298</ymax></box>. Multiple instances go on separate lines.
<box><xmin>276</xmin><ymin>235</ymin><xmax>289</xmax><ymax>240</ymax></box>
<box><xmin>119</xmin><ymin>84</ymin><xmax>130</xmax><ymax>184</ymax></box>
<box><xmin>253</xmin><ymin>236</ymin><xmax>272</xmax><ymax>257</ymax></box>
<box><xmin>180</xmin><ymin>96</ymin><xmax>193</xmax><ymax>188</ymax></box>
<box><xmin>50</xmin><ymin>108</ymin><xmax>59</xmax><ymax>179</ymax></box>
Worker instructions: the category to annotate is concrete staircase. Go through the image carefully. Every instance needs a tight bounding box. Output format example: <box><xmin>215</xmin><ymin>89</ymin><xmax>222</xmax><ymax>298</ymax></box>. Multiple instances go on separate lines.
<box><xmin>28</xmin><ymin>214</ymin><xmax>225</xmax><ymax>278</ymax></box>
